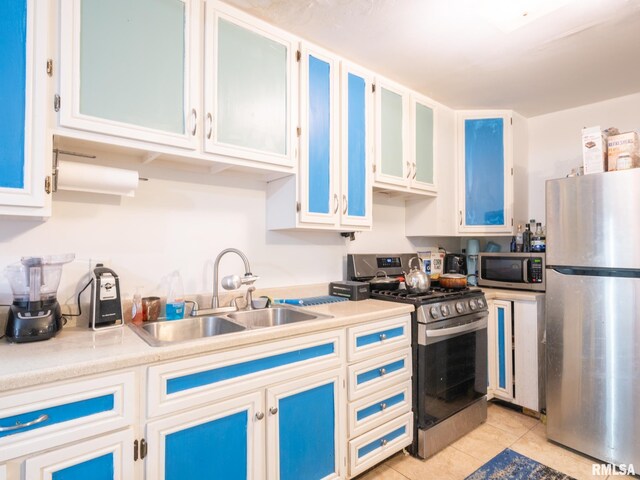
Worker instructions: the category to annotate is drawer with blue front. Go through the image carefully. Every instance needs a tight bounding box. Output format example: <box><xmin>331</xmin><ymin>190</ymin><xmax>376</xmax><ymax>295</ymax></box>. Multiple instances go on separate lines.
<box><xmin>147</xmin><ymin>329</ymin><xmax>344</xmax><ymax>418</ymax></box>
<box><xmin>347</xmin><ymin>347</ymin><xmax>411</xmax><ymax>401</ymax></box>
<box><xmin>0</xmin><ymin>371</ymin><xmax>135</xmax><ymax>462</ymax></box>
<box><xmin>348</xmin><ymin>380</ymin><xmax>412</xmax><ymax>438</ymax></box>
<box><xmin>347</xmin><ymin>315</ymin><xmax>411</xmax><ymax>362</ymax></box>
<box><xmin>348</xmin><ymin>411</ymin><xmax>413</xmax><ymax>477</ymax></box>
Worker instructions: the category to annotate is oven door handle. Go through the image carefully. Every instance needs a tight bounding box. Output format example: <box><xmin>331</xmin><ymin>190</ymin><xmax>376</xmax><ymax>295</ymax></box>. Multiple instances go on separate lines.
<box><xmin>426</xmin><ymin>317</ymin><xmax>487</xmax><ymax>337</ymax></box>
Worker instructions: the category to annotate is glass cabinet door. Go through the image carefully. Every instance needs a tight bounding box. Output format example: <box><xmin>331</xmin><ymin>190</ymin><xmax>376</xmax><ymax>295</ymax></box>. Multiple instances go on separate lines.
<box><xmin>374</xmin><ymin>81</ymin><xmax>408</xmax><ymax>187</ymax></box>
<box><xmin>457</xmin><ymin>111</ymin><xmax>512</xmax><ymax>233</ymax></box>
<box><xmin>411</xmin><ymin>95</ymin><xmax>437</xmax><ymax>193</ymax></box>
<box><xmin>60</xmin><ymin>0</ymin><xmax>197</xmax><ymax>148</ymax></box>
<box><xmin>205</xmin><ymin>1</ymin><xmax>295</xmax><ymax>167</ymax></box>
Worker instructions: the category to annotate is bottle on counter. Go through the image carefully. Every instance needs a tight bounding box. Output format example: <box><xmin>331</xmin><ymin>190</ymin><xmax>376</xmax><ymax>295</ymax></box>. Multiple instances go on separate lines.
<box><xmin>165</xmin><ymin>271</ymin><xmax>185</xmax><ymax>320</ymax></box>
<box><xmin>531</xmin><ymin>223</ymin><xmax>546</xmax><ymax>252</ymax></box>
<box><xmin>515</xmin><ymin>224</ymin><xmax>524</xmax><ymax>252</ymax></box>
<box><xmin>131</xmin><ymin>287</ymin><xmax>143</xmax><ymax>324</ymax></box>
<box><xmin>510</xmin><ymin>236</ymin><xmax>517</xmax><ymax>252</ymax></box>
<box><xmin>523</xmin><ymin>223</ymin><xmax>532</xmax><ymax>253</ymax></box>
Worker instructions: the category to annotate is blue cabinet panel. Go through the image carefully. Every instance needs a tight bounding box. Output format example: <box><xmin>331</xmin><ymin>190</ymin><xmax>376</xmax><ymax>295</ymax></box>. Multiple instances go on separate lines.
<box><xmin>0</xmin><ymin>394</ymin><xmax>114</xmax><ymax>439</ymax></box>
<box><xmin>52</xmin><ymin>453</ymin><xmax>113</xmax><ymax>480</ymax></box>
<box><xmin>347</xmin><ymin>73</ymin><xmax>366</xmax><ymax>217</ymax></box>
<box><xmin>357</xmin><ymin>426</ymin><xmax>406</xmax><ymax>458</ymax></box>
<box><xmin>308</xmin><ymin>55</ymin><xmax>331</xmax><ymax>214</ymax></box>
<box><xmin>356</xmin><ymin>392</ymin><xmax>405</xmax><ymax>421</ymax></box>
<box><xmin>165</xmin><ymin>411</ymin><xmax>248</xmax><ymax>480</ymax></box>
<box><xmin>498</xmin><ymin>306</ymin><xmax>506</xmax><ymax>389</ymax></box>
<box><xmin>0</xmin><ymin>0</ymin><xmax>27</xmax><ymax>189</ymax></box>
<box><xmin>464</xmin><ymin>118</ymin><xmax>505</xmax><ymax>226</ymax></box>
<box><xmin>279</xmin><ymin>382</ymin><xmax>335</xmax><ymax>480</ymax></box>
<box><xmin>356</xmin><ymin>359</ymin><xmax>405</xmax><ymax>385</ymax></box>
<box><xmin>355</xmin><ymin>326</ymin><xmax>404</xmax><ymax>348</ymax></box>
<box><xmin>167</xmin><ymin>343</ymin><xmax>335</xmax><ymax>394</ymax></box>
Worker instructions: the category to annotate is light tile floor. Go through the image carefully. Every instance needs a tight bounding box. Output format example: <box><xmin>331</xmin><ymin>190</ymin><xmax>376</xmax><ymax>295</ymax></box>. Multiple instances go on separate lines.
<box><xmin>357</xmin><ymin>402</ymin><xmax>635</xmax><ymax>480</ymax></box>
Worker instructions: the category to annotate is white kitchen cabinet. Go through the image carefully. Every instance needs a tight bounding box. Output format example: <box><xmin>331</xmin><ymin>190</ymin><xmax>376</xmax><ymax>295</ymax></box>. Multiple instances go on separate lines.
<box><xmin>345</xmin><ymin>315</ymin><xmax>413</xmax><ymax>478</ymax></box>
<box><xmin>0</xmin><ymin>0</ymin><xmax>51</xmax><ymax>217</ymax></box>
<box><xmin>0</xmin><ymin>371</ymin><xmax>137</xmax><ymax>480</ymax></box>
<box><xmin>22</xmin><ymin>429</ymin><xmax>135</xmax><ymax>480</ymax></box>
<box><xmin>374</xmin><ymin>79</ymin><xmax>409</xmax><ymax>188</ymax></box>
<box><xmin>456</xmin><ymin>110</ymin><xmax>514</xmax><ymax>234</ymax></box>
<box><xmin>410</xmin><ymin>93</ymin><xmax>437</xmax><ymax>194</ymax></box>
<box><xmin>266</xmin><ymin>52</ymin><xmax>373</xmax><ymax>231</ymax></box>
<box><xmin>487</xmin><ymin>299</ymin><xmax>514</xmax><ymax>402</ymax></box>
<box><xmin>145</xmin><ymin>392</ymin><xmax>265</xmax><ymax>480</ymax></box>
<box><xmin>59</xmin><ymin>0</ymin><xmax>200</xmax><ymax>150</ymax></box>
<box><xmin>266</xmin><ymin>369</ymin><xmax>345</xmax><ymax>480</ymax></box>
<box><xmin>487</xmin><ymin>295</ymin><xmax>545</xmax><ymax>412</ymax></box>
<box><xmin>204</xmin><ymin>0</ymin><xmax>296</xmax><ymax>167</ymax></box>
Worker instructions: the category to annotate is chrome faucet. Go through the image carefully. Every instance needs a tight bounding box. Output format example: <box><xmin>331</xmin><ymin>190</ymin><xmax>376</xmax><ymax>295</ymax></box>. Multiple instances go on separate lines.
<box><xmin>212</xmin><ymin>248</ymin><xmax>259</xmax><ymax>309</ymax></box>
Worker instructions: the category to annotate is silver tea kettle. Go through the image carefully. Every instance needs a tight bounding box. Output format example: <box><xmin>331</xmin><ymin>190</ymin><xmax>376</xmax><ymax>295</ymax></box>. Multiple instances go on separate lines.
<box><xmin>405</xmin><ymin>257</ymin><xmax>431</xmax><ymax>294</ymax></box>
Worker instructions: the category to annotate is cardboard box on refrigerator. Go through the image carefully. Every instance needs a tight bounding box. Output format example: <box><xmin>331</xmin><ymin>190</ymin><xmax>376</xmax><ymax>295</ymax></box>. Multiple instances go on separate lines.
<box><xmin>582</xmin><ymin>126</ymin><xmax>607</xmax><ymax>174</ymax></box>
<box><xmin>607</xmin><ymin>131</ymin><xmax>640</xmax><ymax>171</ymax></box>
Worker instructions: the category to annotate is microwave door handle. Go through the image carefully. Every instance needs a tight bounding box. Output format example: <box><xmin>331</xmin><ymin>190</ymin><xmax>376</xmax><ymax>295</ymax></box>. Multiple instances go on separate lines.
<box><xmin>523</xmin><ymin>259</ymin><xmax>529</xmax><ymax>283</ymax></box>
<box><xmin>426</xmin><ymin>317</ymin><xmax>487</xmax><ymax>337</ymax></box>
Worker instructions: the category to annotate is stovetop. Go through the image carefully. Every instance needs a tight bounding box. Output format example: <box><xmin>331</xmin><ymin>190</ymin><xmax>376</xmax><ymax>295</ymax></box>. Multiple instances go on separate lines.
<box><xmin>370</xmin><ymin>286</ymin><xmax>482</xmax><ymax>306</ymax></box>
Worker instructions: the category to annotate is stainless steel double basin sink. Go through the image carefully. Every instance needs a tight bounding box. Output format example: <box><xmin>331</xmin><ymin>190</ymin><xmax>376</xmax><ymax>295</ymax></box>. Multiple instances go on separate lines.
<box><xmin>130</xmin><ymin>305</ymin><xmax>332</xmax><ymax>347</ymax></box>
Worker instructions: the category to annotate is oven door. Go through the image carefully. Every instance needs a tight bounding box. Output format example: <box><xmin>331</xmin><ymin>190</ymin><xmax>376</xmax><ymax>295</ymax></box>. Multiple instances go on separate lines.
<box><xmin>417</xmin><ymin>312</ymin><xmax>488</xmax><ymax>428</ymax></box>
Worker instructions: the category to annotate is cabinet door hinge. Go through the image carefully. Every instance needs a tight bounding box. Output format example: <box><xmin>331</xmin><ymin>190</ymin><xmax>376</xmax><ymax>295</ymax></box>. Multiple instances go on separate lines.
<box><xmin>140</xmin><ymin>438</ymin><xmax>148</xmax><ymax>460</ymax></box>
<box><xmin>510</xmin><ymin>117</ymin><xmax>513</xmax><ymax>125</ymax></box>
<box><xmin>44</xmin><ymin>176</ymin><xmax>51</xmax><ymax>194</ymax></box>
<box><xmin>54</xmin><ymin>94</ymin><xmax>60</xmax><ymax>112</ymax></box>
<box><xmin>296</xmin><ymin>201</ymin><xmax>301</xmax><ymax>213</ymax></box>
<box><xmin>511</xmin><ymin>167</ymin><xmax>514</xmax><ymax>176</ymax></box>
<box><xmin>372</xmin><ymin>83</ymin><xmax>376</xmax><ymax>93</ymax></box>
<box><xmin>46</xmin><ymin>59</ymin><xmax>53</xmax><ymax>77</ymax></box>
<box><xmin>296</xmin><ymin>126</ymin><xmax>301</xmax><ymax>137</ymax></box>
<box><xmin>296</xmin><ymin>50</ymin><xmax>301</xmax><ymax>62</ymax></box>
<box><xmin>372</xmin><ymin>164</ymin><xmax>376</xmax><ymax>173</ymax></box>
<box><xmin>133</xmin><ymin>439</ymin><xmax>139</xmax><ymax>461</ymax></box>
<box><xmin>511</xmin><ymin>218</ymin><xmax>514</xmax><ymax>226</ymax></box>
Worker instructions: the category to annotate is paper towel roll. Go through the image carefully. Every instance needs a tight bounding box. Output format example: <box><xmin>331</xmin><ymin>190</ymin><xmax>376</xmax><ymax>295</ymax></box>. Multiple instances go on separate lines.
<box><xmin>57</xmin><ymin>161</ymin><xmax>139</xmax><ymax>197</ymax></box>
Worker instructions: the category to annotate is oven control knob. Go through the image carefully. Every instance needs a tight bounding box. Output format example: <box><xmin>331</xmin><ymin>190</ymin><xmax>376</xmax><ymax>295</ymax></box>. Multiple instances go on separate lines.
<box><xmin>440</xmin><ymin>305</ymin><xmax>450</xmax><ymax>317</ymax></box>
<box><xmin>455</xmin><ymin>302</ymin><xmax>465</xmax><ymax>313</ymax></box>
<box><xmin>469</xmin><ymin>299</ymin><xmax>478</xmax><ymax>310</ymax></box>
<box><xmin>476</xmin><ymin>298</ymin><xmax>485</xmax><ymax>308</ymax></box>
<box><xmin>430</xmin><ymin>306</ymin><xmax>440</xmax><ymax>319</ymax></box>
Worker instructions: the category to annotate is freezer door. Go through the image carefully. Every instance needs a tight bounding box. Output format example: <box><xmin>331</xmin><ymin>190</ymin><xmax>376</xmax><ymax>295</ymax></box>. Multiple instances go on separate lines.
<box><xmin>546</xmin><ymin>268</ymin><xmax>640</xmax><ymax>466</ymax></box>
<box><xmin>546</xmin><ymin>169</ymin><xmax>640</xmax><ymax>269</ymax></box>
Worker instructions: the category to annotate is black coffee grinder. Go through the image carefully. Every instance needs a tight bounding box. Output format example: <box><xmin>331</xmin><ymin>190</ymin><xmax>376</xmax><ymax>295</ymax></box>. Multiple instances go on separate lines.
<box><xmin>4</xmin><ymin>254</ymin><xmax>75</xmax><ymax>343</ymax></box>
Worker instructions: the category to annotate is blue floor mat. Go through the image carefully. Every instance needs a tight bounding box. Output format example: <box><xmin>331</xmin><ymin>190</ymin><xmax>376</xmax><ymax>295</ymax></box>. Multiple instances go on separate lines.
<box><xmin>465</xmin><ymin>449</ymin><xmax>576</xmax><ymax>480</ymax></box>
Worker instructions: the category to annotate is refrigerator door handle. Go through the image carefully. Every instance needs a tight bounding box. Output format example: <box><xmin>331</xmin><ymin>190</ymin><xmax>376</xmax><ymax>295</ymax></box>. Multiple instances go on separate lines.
<box><xmin>550</xmin><ymin>266</ymin><xmax>640</xmax><ymax>278</ymax></box>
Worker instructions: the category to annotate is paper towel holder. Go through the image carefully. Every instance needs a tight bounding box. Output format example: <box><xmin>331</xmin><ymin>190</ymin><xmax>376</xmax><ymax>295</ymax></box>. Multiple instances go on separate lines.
<box><xmin>51</xmin><ymin>149</ymin><xmax>148</xmax><ymax>193</ymax></box>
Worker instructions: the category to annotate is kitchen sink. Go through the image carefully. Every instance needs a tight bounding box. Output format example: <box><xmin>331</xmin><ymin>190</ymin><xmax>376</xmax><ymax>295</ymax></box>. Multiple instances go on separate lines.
<box><xmin>131</xmin><ymin>315</ymin><xmax>245</xmax><ymax>347</ymax></box>
<box><xmin>130</xmin><ymin>304</ymin><xmax>333</xmax><ymax>346</ymax></box>
<box><xmin>228</xmin><ymin>306</ymin><xmax>327</xmax><ymax>328</ymax></box>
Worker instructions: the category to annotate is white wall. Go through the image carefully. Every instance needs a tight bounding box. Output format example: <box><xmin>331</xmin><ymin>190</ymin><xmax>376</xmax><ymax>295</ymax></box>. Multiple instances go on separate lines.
<box><xmin>0</xmin><ymin>155</ymin><xmax>446</xmax><ymax>311</ymax></box>
<box><xmin>528</xmin><ymin>92</ymin><xmax>640</xmax><ymax>223</ymax></box>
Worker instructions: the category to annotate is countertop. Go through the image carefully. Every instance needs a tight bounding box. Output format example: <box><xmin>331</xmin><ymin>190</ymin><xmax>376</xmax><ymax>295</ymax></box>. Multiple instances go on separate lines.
<box><xmin>480</xmin><ymin>287</ymin><xmax>546</xmax><ymax>301</ymax></box>
<box><xmin>0</xmin><ymin>299</ymin><xmax>414</xmax><ymax>393</ymax></box>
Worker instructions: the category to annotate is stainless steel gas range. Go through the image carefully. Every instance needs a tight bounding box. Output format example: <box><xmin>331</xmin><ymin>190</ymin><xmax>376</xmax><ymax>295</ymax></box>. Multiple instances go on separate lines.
<box><xmin>348</xmin><ymin>254</ymin><xmax>488</xmax><ymax>458</ymax></box>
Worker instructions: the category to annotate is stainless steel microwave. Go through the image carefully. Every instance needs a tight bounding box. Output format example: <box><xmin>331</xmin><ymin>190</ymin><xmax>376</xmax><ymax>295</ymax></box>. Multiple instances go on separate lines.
<box><xmin>478</xmin><ymin>252</ymin><xmax>545</xmax><ymax>291</ymax></box>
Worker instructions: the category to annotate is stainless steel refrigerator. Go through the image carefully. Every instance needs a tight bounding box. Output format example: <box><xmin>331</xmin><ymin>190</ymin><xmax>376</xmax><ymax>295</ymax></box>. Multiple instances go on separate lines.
<box><xmin>546</xmin><ymin>169</ymin><xmax>640</xmax><ymax>466</ymax></box>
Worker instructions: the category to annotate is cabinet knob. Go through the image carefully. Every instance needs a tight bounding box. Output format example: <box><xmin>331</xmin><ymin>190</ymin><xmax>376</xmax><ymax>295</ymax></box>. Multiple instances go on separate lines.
<box><xmin>406</xmin><ymin>161</ymin><xmax>411</xmax><ymax>178</ymax></box>
<box><xmin>333</xmin><ymin>193</ymin><xmax>339</xmax><ymax>214</ymax></box>
<box><xmin>269</xmin><ymin>407</ymin><xmax>278</xmax><ymax>415</ymax></box>
<box><xmin>380</xmin><ymin>439</ymin><xmax>388</xmax><ymax>447</ymax></box>
<box><xmin>342</xmin><ymin>194</ymin><xmax>348</xmax><ymax>215</ymax></box>
<box><xmin>459</xmin><ymin>210</ymin><xmax>463</xmax><ymax>226</ymax></box>
<box><xmin>379</xmin><ymin>333</ymin><xmax>387</xmax><ymax>341</ymax></box>
<box><xmin>379</xmin><ymin>368</ymin><xmax>387</xmax><ymax>376</ymax></box>
<box><xmin>380</xmin><ymin>402</ymin><xmax>387</xmax><ymax>410</ymax></box>
<box><xmin>255</xmin><ymin>411</ymin><xmax>265</xmax><ymax>420</ymax></box>
<box><xmin>190</xmin><ymin>108</ymin><xmax>198</xmax><ymax>136</ymax></box>
<box><xmin>412</xmin><ymin>163</ymin><xmax>417</xmax><ymax>180</ymax></box>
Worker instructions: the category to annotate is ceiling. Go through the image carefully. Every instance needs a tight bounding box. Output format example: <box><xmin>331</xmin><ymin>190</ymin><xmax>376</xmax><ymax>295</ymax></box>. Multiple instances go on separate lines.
<box><xmin>224</xmin><ymin>0</ymin><xmax>640</xmax><ymax>117</ymax></box>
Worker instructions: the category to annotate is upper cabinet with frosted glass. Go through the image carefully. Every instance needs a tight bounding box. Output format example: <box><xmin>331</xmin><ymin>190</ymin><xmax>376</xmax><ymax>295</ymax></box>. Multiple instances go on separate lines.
<box><xmin>456</xmin><ymin>111</ymin><xmax>513</xmax><ymax>234</ymax></box>
<box><xmin>59</xmin><ymin>0</ymin><xmax>199</xmax><ymax>149</ymax></box>
<box><xmin>0</xmin><ymin>0</ymin><xmax>51</xmax><ymax>217</ymax></box>
<box><xmin>204</xmin><ymin>1</ymin><xmax>296</xmax><ymax>167</ymax></box>
<box><xmin>373</xmin><ymin>78</ymin><xmax>437</xmax><ymax>196</ymax></box>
